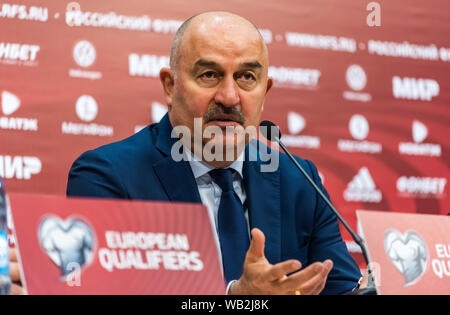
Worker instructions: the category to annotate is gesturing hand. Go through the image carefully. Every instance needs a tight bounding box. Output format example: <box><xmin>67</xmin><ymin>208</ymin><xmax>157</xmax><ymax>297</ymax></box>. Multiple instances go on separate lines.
<box><xmin>229</xmin><ymin>228</ymin><xmax>333</xmax><ymax>295</ymax></box>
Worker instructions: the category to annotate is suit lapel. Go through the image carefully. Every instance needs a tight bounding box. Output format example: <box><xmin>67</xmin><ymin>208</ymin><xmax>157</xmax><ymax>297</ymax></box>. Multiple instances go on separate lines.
<box><xmin>153</xmin><ymin>158</ymin><xmax>202</xmax><ymax>203</ymax></box>
<box><xmin>243</xmin><ymin>142</ymin><xmax>281</xmax><ymax>264</ymax></box>
<box><xmin>152</xmin><ymin>115</ymin><xmax>202</xmax><ymax>204</ymax></box>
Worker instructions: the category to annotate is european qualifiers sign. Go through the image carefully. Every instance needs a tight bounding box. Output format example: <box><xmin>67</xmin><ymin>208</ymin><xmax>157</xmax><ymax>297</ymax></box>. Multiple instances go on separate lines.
<box><xmin>9</xmin><ymin>194</ymin><xmax>225</xmax><ymax>294</ymax></box>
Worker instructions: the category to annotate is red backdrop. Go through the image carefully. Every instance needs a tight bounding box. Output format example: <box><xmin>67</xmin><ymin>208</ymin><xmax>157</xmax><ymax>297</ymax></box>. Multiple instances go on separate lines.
<box><xmin>1</xmin><ymin>0</ymin><xmax>449</xmax><ymax>267</ymax></box>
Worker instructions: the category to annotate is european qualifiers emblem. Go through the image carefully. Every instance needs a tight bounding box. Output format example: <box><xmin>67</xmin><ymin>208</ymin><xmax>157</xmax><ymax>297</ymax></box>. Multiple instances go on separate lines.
<box><xmin>384</xmin><ymin>229</ymin><xmax>428</xmax><ymax>286</ymax></box>
<box><xmin>38</xmin><ymin>216</ymin><xmax>96</xmax><ymax>279</ymax></box>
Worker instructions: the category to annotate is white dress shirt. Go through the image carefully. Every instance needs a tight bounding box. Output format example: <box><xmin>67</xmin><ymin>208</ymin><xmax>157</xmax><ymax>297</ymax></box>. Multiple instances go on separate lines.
<box><xmin>186</xmin><ymin>150</ymin><xmax>249</xmax><ymax>291</ymax></box>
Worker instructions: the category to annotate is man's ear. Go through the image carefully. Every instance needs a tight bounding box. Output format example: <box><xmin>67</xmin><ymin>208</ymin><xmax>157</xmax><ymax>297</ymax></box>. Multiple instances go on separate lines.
<box><xmin>266</xmin><ymin>77</ymin><xmax>274</xmax><ymax>94</ymax></box>
<box><xmin>159</xmin><ymin>67</ymin><xmax>175</xmax><ymax>106</ymax></box>
<box><xmin>261</xmin><ymin>77</ymin><xmax>274</xmax><ymax>112</ymax></box>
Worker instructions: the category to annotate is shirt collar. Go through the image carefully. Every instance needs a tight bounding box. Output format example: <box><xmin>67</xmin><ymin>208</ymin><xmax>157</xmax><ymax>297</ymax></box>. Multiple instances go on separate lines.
<box><xmin>184</xmin><ymin>147</ymin><xmax>244</xmax><ymax>180</ymax></box>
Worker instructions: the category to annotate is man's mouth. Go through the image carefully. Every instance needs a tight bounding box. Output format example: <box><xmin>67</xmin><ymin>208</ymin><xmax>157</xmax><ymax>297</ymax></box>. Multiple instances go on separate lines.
<box><xmin>207</xmin><ymin>114</ymin><xmax>243</xmax><ymax>126</ymax></box>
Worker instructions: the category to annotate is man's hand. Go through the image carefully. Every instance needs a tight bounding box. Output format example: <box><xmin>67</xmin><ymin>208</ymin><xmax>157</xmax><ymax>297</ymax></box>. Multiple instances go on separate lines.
<box><xmin>9</xmin><ymin>248</ymin><xmax>25</xmax><ymax>295</ymax></box>
<box><xmin>229</xmin><ymin>228</ymin><xmax>333</xmax><ymax>295</ymax></box>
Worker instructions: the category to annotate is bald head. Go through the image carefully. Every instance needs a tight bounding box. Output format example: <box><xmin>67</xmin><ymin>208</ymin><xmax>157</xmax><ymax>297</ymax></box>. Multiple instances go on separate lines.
<box><xmin>170</xmin><ymin>11</ymin><xmax>268</xmax><ymax>73</ymax></box>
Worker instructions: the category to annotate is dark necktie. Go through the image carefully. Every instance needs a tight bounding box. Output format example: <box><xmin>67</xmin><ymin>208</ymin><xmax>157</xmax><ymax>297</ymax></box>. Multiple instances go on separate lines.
<box><xmin>209</xmin><ymin>168</ymin><xmax>250</xmax><ymax>283</ymax></box>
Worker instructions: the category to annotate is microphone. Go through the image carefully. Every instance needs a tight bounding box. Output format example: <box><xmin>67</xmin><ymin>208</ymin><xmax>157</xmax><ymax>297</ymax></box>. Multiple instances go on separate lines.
<box><xmin>259</xmin><ymin>120</ymin><xmax>377</xmax><ymax>295</ymax></box>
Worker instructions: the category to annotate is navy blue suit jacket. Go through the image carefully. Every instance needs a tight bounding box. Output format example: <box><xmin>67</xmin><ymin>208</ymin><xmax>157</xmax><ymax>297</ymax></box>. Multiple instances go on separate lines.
<box><xmin>67</xmin><ymin>114</ymin><xmax>361</xmax><ymax>294</ymax></box>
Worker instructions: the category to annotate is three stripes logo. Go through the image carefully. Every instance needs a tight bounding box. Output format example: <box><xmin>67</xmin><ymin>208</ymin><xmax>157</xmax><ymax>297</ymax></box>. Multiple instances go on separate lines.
<box><xmin>343</xmin><ymin>167</ymin><xmax>382</xmax><ymax>203</ymax></box>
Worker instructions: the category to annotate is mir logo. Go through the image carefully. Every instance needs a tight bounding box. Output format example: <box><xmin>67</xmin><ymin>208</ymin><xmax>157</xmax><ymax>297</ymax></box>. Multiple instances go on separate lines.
<box><xmin>0</xmin><ymin>156</ymin><xmax>41</xmax><ymax>180</ymax></box>
<box><xmin>129</xmin><ymin>53</ymin><xmax>169</xmax><ymax>78</ymax></box>
<box><xmin>392</xmin><ymin>76</ymin><xmax>439</xmax><ymax>101</ymax></box>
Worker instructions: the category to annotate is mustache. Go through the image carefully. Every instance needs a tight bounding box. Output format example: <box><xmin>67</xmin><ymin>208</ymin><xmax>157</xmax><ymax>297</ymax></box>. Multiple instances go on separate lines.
<box><xmin>203</xmin><ymin>104</ymin><xmax>246</xmax><ymax>125</ymax></box>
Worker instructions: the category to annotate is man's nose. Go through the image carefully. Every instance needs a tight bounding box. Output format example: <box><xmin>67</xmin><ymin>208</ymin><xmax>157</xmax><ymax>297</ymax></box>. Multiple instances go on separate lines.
<box><xmin>214</xmin><ymin>75</ymin><xmax>240</xmax><ymax>107</ymax></box>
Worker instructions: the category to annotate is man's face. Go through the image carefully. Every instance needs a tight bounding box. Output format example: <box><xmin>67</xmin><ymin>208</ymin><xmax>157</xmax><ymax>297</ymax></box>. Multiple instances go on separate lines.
<box><xmin>162</xmin><ymin>15</ymin><xmax>273</xmax><ymax>165</ymax></box>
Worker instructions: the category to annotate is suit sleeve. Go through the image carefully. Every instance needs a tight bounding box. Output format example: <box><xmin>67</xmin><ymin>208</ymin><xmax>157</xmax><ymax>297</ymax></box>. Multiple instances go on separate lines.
<box><xmin>67</xmin><ymin>150</ymin><xmax>128</xmax><ymax>199</ymax></box>
<box><xmin>304</xmin><ymin>159</ymin><xmax>362</xmax><ymax>295</ymax></box>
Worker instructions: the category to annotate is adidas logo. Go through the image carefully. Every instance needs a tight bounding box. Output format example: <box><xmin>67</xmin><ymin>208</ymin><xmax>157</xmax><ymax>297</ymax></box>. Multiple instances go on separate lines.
<box><xmin>343</xmin><ymin>167</ymin><xmax>382</xmax><ymax>202</ymax></box>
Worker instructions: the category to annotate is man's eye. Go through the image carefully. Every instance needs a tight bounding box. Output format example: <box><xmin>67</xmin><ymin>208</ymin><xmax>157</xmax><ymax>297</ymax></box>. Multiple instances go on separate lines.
<box><xmin>200</xmin><ymin>71</ymin><xmax>218</xmax><ymax>79</ymax></box>
<box><xmin>236</xmin><ymin>72</ymin><xmax>257</xmax><ymax>89</ymax></box>
<box><xmin>242</xmin><ymin>73</ymin><xmax>255</xmax><ymax>80</ymax></box>
<box><xmin>237</xmin><ymin>72</ymin><xmax>256</xmax><ymax>81</ymax></box>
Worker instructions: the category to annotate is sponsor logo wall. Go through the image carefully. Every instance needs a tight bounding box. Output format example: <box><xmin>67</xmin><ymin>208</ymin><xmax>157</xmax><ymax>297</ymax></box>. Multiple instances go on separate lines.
<box><xmin>1</xmin><ymin>0</ymin><xmax>449</xmax><ymax>268</ymax></box>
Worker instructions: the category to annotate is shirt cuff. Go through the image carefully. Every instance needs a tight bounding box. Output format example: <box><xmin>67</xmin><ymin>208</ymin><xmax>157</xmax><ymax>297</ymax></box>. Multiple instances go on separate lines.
<box><xmin>226</xmin><ymin>280</ymin><xmax>237</xmax><ymax>294</ymax></box>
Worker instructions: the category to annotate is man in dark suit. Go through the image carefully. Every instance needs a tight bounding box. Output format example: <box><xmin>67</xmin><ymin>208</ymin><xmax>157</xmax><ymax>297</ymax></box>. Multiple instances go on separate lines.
<box><xmin>67</xmin><ymin>11</ymin><xmax>362</xmax><ymax>295</ymax></box>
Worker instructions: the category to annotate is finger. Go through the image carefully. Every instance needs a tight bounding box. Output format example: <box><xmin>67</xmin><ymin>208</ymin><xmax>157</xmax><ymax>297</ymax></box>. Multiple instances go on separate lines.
<box><xmin>9</xmin><ymin>248</ymin><xmax>18</xmax><ymax>262</ymax></box>
<box><xmin>280</xmin><ymin>262</ymin><xmax>326</xmax><ymax>289</ymax></box>
<box><xmin>297</xmin><ymin>260</ymin><xmax>333</xmax><ymax>295</ymax></box>
<box><xmin>10</xmin><ymin>262</ymin><xmax>21</xmax><ymax>282</ymax></box>
<box><xmin>323</xmin><ymin>259</ymin><xmax>333</xmax><ymax>272</ymax></box>
<box><xmin>299</xmin><ymin>270</ymin><xmax>329</xmax><ymax>295</ymax></box>
<box><xmin>279</xmin><ymin>260</ymin><xmax>332</xmax><ymax>292</ymax></box>
<box><xmin>10</xmin><ymin>283</ymin><xmax>25</xmax><ymax>295</ymax></box>
<box><xmin>264</xmin><ymin>259</ymin><xmax>302</xmax><ymax>282</ymax></box>
<box><xmin>246</xmin><ymin>228</ymin><xmax>265</xmax><ymax>261</ymax></box>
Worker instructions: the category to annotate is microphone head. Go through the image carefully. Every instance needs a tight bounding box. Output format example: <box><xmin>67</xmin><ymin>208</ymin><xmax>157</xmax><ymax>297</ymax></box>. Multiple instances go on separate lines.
<box><xmin>259</xmin><ymin>120</ymin><xmax>281</xmax><ymax>142</ymax></box>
